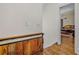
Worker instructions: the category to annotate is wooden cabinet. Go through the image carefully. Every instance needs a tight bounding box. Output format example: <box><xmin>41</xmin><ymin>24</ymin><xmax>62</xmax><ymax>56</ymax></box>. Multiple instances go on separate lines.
<box><xmin>0</xmin><ymin>37</ymin><xmax>43</xmax><ymax>55</ymax></box>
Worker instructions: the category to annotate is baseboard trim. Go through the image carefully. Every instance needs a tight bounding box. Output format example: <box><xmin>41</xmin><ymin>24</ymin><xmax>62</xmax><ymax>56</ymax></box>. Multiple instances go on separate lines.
<box><xmin>44</xmin><ymin>41</ymin><xmax>57</xmax><ymax>49</ymax></box>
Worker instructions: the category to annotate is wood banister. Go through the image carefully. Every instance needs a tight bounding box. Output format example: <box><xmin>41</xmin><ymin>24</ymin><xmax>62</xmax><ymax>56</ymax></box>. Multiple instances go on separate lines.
<box><xmin>0</xmin><ymin>33</ymin><xmax>43</xmax><ymax>41</ymax></box>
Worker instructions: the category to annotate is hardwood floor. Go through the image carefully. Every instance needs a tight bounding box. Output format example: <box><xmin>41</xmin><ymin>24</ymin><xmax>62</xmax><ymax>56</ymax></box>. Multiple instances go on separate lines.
<box><xmin>42</xmin><ymin>35</ymin><xmax>75</xmax><ymax>55</ymax></box>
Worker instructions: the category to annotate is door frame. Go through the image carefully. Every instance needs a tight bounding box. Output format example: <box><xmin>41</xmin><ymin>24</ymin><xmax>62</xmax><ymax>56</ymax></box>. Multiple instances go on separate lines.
<box><xmin>59</xmin><ymin>3</ymin><xmax>75</xmax><ymax>53</ymax></box>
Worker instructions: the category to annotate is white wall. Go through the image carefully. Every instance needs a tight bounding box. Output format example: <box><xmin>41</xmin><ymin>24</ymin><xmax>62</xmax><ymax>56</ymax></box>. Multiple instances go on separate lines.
<box><xmin>75</xmin><ymin>3</ymin><xmax>79</xmax><ymax>54</ymax></box>
<box><xmin>0</xmin><ymin>3</ymin><xmax>43</xmax><ymax>38</ymax></box>
<box><xmin>43</xmin><ymin>4</ymin><xmax>60</xmax><ymax>48</ymax></box>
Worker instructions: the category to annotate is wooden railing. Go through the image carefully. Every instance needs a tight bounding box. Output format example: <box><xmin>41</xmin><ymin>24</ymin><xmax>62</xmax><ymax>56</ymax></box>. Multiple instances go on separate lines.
<box><xmin>0</xmin><ymin>33</ymin><xmax>43</xmax><ymax>41</ymax></box>
<box><xmin>0</xmin><ymin>32</ymin><xmax>43</xmax><ymax>55</ymax></box>
<box><xmin>0</xmin><ymin>33</ymin><xmax>43</xmax><ymax>46</ymax></box>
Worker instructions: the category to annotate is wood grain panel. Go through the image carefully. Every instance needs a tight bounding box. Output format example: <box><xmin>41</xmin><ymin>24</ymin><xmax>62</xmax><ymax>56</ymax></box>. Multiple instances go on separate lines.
<box><xmin>23</xmin><ymin>39</ymin><xmax>36</xmax><ymax>55</ymax></box>
<box><xmin>15</xmin><ymin>42</ymin><xmax>23</xmax><ymax>55</ymax></box>
<box><xmin>0</xmin><ymin>45</ymin><xmax>8</xmax><ymax>55</ymax></box>
<box><xmin>23</xmin><ymin>38</ymin><xmax>43</xmax><ymax>55</ymax></box>
<box><xmin>23</xmin><ymin>41</ymin><xmax>31</xmax><ymax>55</ymax></box>
<box><xmin>8</xmin><ymin>43</ymin><xmax>16</xmax><ymax>55</ymax></box>
<box><xmin>28</xmin><ymin>38</ymin><xmax>43</xmax><ymax>54</ymax></box>
<box><xmin>3</xmin><ymin>45</ymin><xmax>8</xmax><ymax>55</ymax></box>
<box><xmin>37</xmin><ymin>38</ymin><xmax>43</xmax><ymax>51</ymax></box>
<box><xmin>0</xmin><ymin>46</ymin><xmax>4</xmax><ymax>55</ymax></box>
<box><xmin>29</xmin><ymin>39</ymin><xmax>38</xmax><ymax>54</ymax></box>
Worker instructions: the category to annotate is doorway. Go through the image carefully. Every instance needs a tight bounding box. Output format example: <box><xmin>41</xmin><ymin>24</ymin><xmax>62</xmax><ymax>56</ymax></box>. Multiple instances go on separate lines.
<box><xmin>60</xmin><ymin>4</ymin><xmax>75</xmax><ymax>54</ymax></box>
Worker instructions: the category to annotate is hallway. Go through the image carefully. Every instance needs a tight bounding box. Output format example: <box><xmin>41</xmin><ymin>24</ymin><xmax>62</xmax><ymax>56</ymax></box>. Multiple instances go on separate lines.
<box><xmin>43</xmin><ymin>36</ymin><xmax>75</xmax><ymax>55</ymax></box>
